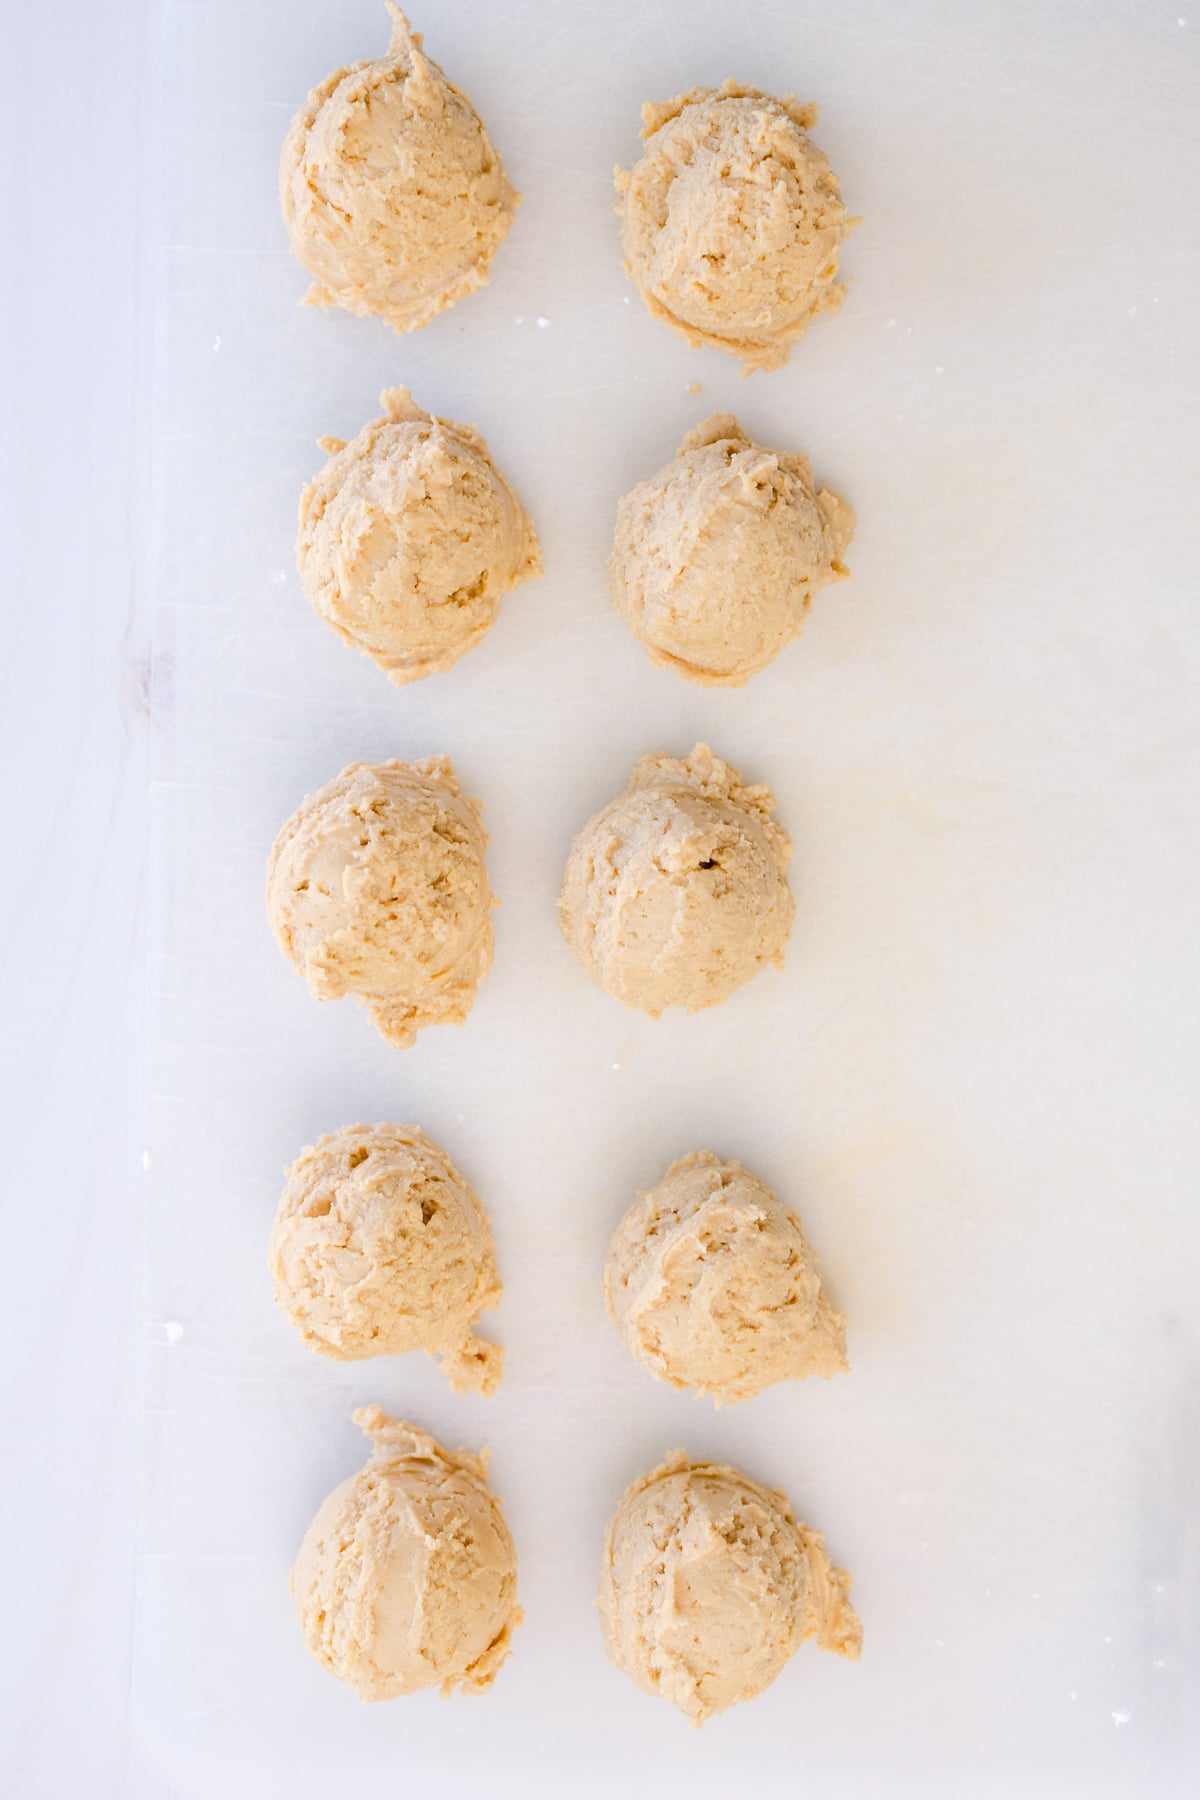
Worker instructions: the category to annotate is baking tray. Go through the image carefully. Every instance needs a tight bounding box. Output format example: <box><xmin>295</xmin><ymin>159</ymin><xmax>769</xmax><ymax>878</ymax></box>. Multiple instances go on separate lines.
<box><xmin>136</xmin><ymin>2</ymin><xmax>1200</xmax><ymax>1792</ymax></box>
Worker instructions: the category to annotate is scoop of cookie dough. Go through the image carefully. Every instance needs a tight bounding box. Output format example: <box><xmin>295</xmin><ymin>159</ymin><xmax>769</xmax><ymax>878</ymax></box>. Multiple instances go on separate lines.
<box><xmin>280</xmin><ymin>5</ymin><xmax>518</xmax><ymax>335</ymax></box>
<box><xmin>605</xmin><ymin>1150</ymin><xmax>846</xmax><ymax>1405</ymax></box>
<box><xmin>558</xmin><ymin>744</ymin><xmax>793</xmax><ymax>1016</ymax></box>
<box><xmin>266</xmin><ymin>758</ymin><xmax>494</xmax><ymax>1048</ymax></box>
<box><xmin>298</xmin><ymin>388</ymin><xmax>540</xmax><ymax>685</ymax></box>
<box><xmin>616</xmin><ymin>81</ymin><xmax>855</xmax><ymax>374</ymax></box>
<box><xmin>610</xmin><ymin>414</ymin><xmax>853</xmax><ymax>686</ymax></box>
<box><xmin>292</xmin><ymin>1407</ymin><xmax>521</xmax><ymax>1702</ymax></box>
<box><xmin>599</xmin><ymin>1450</ymin><xmax>860</xmax><ymax>1724</ymax></box>
<box><xmin>270</xmin><ymin>1123</ymin><xmax>502</xmax><ymax>1393</ymax></box>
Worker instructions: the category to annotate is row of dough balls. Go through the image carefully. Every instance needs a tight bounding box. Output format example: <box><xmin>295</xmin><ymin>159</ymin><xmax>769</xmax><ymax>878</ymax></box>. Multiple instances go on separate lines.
<box><xmin>276</xmin><ymin>4</ymin><xmax>863</xmax><ymax>1727</ymax></box>
<box><xmin>280</xmin><ymin>1135</ymin><xmax>859</xmax><ymax>1719</ymax></box>
<box><xmin>282</xmin><ymin>6</ymin><xmax>855</xmax><ymax>375</ymax></box>
<box><xmin>271</xmin><ymin>1126</ymin><xmax>846</xmax><ymax>1406</ymax></box>
<box><xmin>266</xmin><ymin>745</ymin><xmax>794</xmax><ymax>1046</ymax></box>
<box><xmin>294</xmin><ymin>1407</ymin><xmax>861</xmax><ymax>1723</ymax></box>
<box><xmin>297</xmin><ymin>387</ymin><xmax>853</xmax><ymax>689</ymax></box>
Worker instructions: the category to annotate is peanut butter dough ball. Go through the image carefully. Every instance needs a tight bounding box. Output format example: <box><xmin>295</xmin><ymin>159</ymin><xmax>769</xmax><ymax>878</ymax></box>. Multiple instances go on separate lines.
<box><xmin>616</xmin><ymin>81</ymin><xmax>855</xmax><ymax>374</ymax></box>
<box><xmin>558</xmin><ymin>744</ymin><xmax>793</xmax><ymax>1016</ymax></box>
<box><xmin>292</xmin><ymin>1408</ymin><xmax>521</xmax><ymax>1702</ymax></box>
<box><xmin>298</xmin><ymin>388</ymin><xmax>540</xmax><ymax>685</ymax></box>
<box><xmin>598</xmin><ymin>1450</ymin><xmax>861</xmax><ymax>1724</ymax></box>
<box><xmin>610</xmin><ymin>414</ymin><xmax>853</xmax><ymax>685</ymax></box>
<box><xmin>270</xmin><ymin>1124</ymin><xmax>502</xmax><ymax>1393</ymax></box>
<box><xmin>280</xmin><ymin>5</ymin><xmax>518</xmax><ymax>335</ymax></box>
<box><xmin>605</xmin><ymin>1150</ymin><xmax>847</xmax><ymax>1405</ymax></box>
<box><xmin>266</xmin><ymin>758</ymin><xmax>494</xmax><ymax>1048</ymax></box>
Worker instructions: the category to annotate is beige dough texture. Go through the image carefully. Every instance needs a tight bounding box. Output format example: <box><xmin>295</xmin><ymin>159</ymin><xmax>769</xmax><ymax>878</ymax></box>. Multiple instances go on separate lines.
<box><xmin>616</xmin><ymin>81</ymin><xmax>855</xmax><ymax>374</ymax></box>
<box><xmin>605</xmin><ymin>1150</ymin><xmax>847</xmax><ymax>1405</ymax></box>
<box><xmin>298</xmin><ymin>387</ymin><xmax>541</xmax><ymax>686</ymax></box>
<box><xmin>558</xmin><ymin>743</ymin><xmax>793</xmax><ymax>1016</ymax></box>
<box><xmin>598</xmin><ymin>1450</ymin><xmax>861</xmax><ymax>1723</ymax></box>
<box><xmin>280</xmin><ymin>5</ymin><xmax>518</xmax><ymax>335</ymax></box>
<box><xmin>265</xmin><ymin>758</ymin><xmax>494</xmax><ymax>1048</ymax></box>
<box><xmin>270</xmin><ymin>1123</ymin><xmax>502</xmax><ymax>1394</ymax></box>
<box><xmin>292</xmin><ymin>1407</ymin><xmax>521</xmax><ymax>1702</ymax></box>
<box><xmin>610</xmin><ymin>414</ymin><xmax>854</xmax><ymax>686</ymax></box>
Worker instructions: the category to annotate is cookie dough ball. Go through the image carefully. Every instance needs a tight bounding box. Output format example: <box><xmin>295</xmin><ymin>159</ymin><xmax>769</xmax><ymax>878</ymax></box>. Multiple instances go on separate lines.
<box><xmin>292</xmin><ymin>1408</ymin><xmax>521</xmax><ymax>1702</ymax></box>
<box><xmin>605</xmin><ymin>1151</ymin><xmax>847</xmax><ymax>1405</ymax></box>
<box><xmin>266</xmin><ymin>758</ymin><xmax>494</xmax><ymax>1048</ymax></box>
<box><xmin>299</xmin><ymin>388</ymin><xmax>541</xmax><ymax>686</ymax></box>
<box><xmin>599</xmin><ymin>1451</ymin><xmax>861</xmax><ymax>1724</ymax></box>
<box><xmin>616</xmin><ymin>82</ymin><xmax>855</xmax><ymax>374</ymax></box>
<box><xmin>610</xmin><ymin>415</ymin><xmax>853</xmax><ymax>686</ymax></box>
<box><xmin>559</xmin><ymin>744</ymin><xmax>793</xmax><ymax>1016</ymax></box>
<box><xmin>270</xmin><ymin>1124</ymin><xmax>502</xmax><ymax>1393</ymax></box>
<box><xmin>280</xmin><ymin>6</ymin><xmax>518</xmax><ymax>335</ymax></box>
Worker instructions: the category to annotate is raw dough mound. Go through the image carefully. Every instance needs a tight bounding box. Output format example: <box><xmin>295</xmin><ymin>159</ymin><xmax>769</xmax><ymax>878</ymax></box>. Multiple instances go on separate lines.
<box><xmin>616</xmin><ymin>81</ymin><xmax>855</xmax><ymax>374</ymax></box>
<box><xmin>558</xmin><ymin>744</ymin><xmax>793</xmax><ymax>1016</ymax></box>
<box><xmin>292</xmin><ymin>1407</ymin><xmax>521</xmax><ymax>1701</ymax></box>
<box><xmin>280</xmin><ymin>5</ymin><xmax>518</xmax><ymax>335</ymax></box>
<box><xmin>298</xmin><ymin>388</ymin><xmax>541</xmax><ymax>685</ymax></box>
<box><xmin>605</xmin><ymin>1150</ymin><xmax>847</xmax><ymax>1405</ymax></box>
<box><xmin>599</xmin><ymin>1450</ymin><xmax>861</xmax><ymax>1724</ymax></box>
<box><xmin>610</xmin><ymin>414</ymin><xmax>853</xmax><ymax>686</ymax></box>
<box><xmin>266</xmin><ymin>758</ymin><xmax>494</xmax><ymax>1048</ymax></box>
<box><xmin>270</xmin><ymin>1123</ymin><xmax>502</xmax><ymax>1393</ymax></box>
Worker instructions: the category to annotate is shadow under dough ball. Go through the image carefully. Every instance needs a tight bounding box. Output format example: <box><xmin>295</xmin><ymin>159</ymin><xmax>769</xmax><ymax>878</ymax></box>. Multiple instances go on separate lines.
<box><xmin>292</xmin><ymin>1408</ymin><xmax>521</xmax><ymax>1702</ymax></box>
<box><xmin>605</xmin><ymin>1150</ymin><xmax>847</xmax><ymax>1405</ymax></box>
<box><xmin>265</xmin><ymin>758</ymin><xmax>494</xmax><ymax>1048</ymax></box>
<box><xmin>270</xmin><ymin>1123</ymin><xmax>503</xmax><ymax>1393</ymax></box>
<box><xmin>280</xmin><ymin>4</ymin><xmax>518</xmax><ymax>334</ymax></box>
<box><xmin>558</xmin><ymin>743</ymin><xmax>793</xmax><ymax>1016</ymax></box>
<box><xmin>298</xmin><ymin>387</ymin><xmax>541</xmax><ymax>686</ymax></box>
<box><xmin>599</xmin><ymin>1451</ymin><xmax>861</xmax><ymax>1723</ymax></box>
<box><xmin>616</xmin><ymin>80</ymin><xmax>856</xmax><ymax>374</ymax></box>
<box><xmin>610</xmin><ymin>413</ymin><xmax>854</xmax><ymax>686</ymax></box>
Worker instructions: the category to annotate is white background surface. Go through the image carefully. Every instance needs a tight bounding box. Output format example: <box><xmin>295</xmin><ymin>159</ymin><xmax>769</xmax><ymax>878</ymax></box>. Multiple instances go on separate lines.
<box><xmin>4</xmin><ymin>2</ymin><xmax>1200</xmax><ymax>1796</ymax></box>
<box><xmin>2</xmin><ymin>3</ymin><xmax>153</xmax><ymax>1795</ymax></box>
